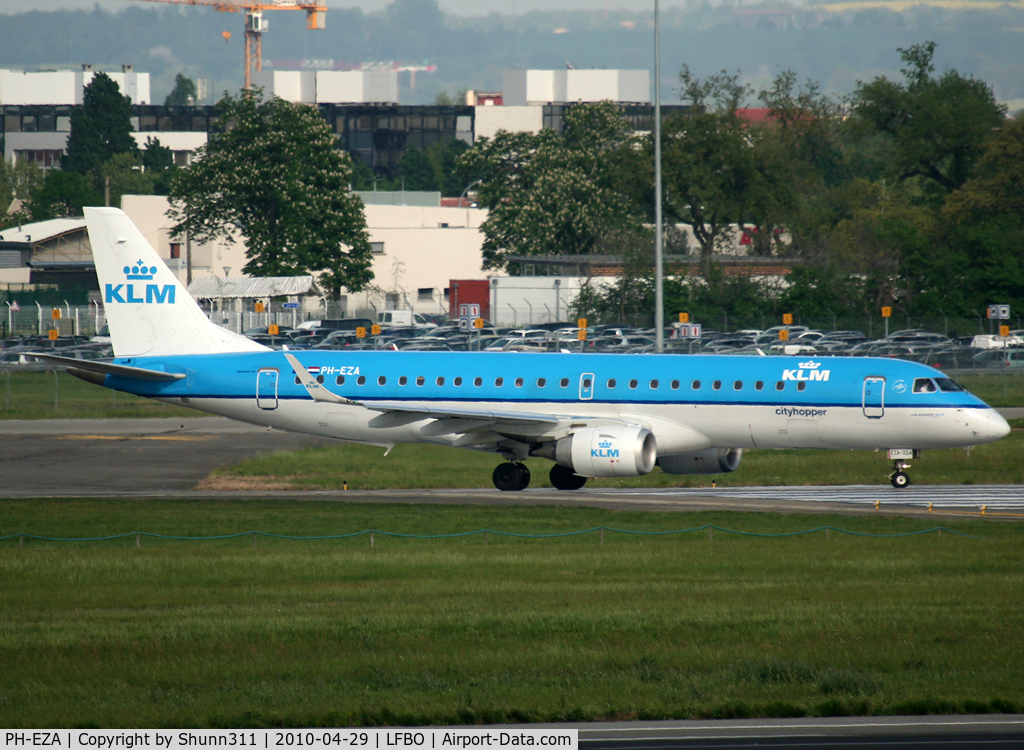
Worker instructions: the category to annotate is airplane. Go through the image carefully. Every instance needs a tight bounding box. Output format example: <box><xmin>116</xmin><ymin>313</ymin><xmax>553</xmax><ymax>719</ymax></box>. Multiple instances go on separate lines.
<box><xmin>32</xmin><ymin>207</ymin><xmax>1010</xmax><ymax>491</ymax></box>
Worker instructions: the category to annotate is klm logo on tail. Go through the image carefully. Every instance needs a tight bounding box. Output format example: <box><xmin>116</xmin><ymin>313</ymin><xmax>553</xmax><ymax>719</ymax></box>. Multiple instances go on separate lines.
<box><xmin>105</xmin><ymin>261</ymin><xmax>176</xmax><ymax>305</ymax></box>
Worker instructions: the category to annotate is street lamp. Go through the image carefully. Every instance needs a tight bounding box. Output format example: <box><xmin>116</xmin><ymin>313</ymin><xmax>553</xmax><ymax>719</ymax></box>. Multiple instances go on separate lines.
<box><xmin>653</xmin><ymin>0</ymin><xmax>664</xmax><ymax>353</ymax></box>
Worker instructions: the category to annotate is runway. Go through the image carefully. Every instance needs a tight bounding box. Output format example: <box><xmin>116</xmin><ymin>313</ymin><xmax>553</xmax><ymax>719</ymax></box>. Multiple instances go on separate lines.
<box><xmin>0</xmin><ymin>417</ymin><xmax>1021</xmax><ymax>519</ymax></box>
<box><xmin>567</xmin><ymin>715</ymin><xmax>1024</xmax><ymax>748</ymax></box>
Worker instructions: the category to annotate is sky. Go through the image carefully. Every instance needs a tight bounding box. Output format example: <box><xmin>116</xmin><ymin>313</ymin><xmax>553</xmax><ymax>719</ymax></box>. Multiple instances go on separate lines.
<box><xmin>0</xmin><ymin>0</ymin><xmax>706</xmax><ymax>16</ymax></box>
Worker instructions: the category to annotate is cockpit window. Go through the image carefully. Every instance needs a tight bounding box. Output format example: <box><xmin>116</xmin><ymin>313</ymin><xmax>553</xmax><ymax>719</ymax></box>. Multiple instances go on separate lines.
<box><xmin>912</xmin><ymin>378</ymin><xmax>937</xmax><ymax>393</ymax></box>
<box><xmin>935</xmin><ymin>378</ymin><xmax>965</xmax><ymax>392</ymax></box>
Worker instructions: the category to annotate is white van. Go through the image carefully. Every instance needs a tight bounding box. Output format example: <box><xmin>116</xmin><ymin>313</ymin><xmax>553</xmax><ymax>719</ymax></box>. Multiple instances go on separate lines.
<box><xmin>377</xmin><ymin>311</ymin><xmax>437</xmax><ymax>329</ymax></box>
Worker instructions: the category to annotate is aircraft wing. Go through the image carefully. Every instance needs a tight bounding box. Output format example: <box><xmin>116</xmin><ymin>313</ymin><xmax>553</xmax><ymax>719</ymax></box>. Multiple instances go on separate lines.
<box><xmin>27</xmin><ymin>353</ymin><xmax>186</xmax><ymax>382</ymax></box>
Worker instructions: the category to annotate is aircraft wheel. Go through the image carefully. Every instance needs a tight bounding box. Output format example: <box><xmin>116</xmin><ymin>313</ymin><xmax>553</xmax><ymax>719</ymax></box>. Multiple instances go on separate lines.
<box><xmin>493</xmin><ymin>462</ymin><xmax>529</xmax><ymax>491</ymax></box>
<box><xmin>515</xmin><ymin>462</ymin><xmax>531</xmax><ymax>490</ymax></box>
<box><xmin>890</xmin><ymin>471</ymin><xmax>910</xmax><ymax>489</ymax></box>
<box><xmin>549</xmin><ymin>464</ymin><xmax>587</xmax><ymax>491</ymax></box>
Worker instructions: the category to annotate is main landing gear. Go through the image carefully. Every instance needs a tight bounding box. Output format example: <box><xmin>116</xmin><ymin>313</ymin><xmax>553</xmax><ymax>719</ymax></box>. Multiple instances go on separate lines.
<box><xmin>549</xmin><ymin>463</ymin><xmax>587</xmax><ymax>491</ymax></box>
<box><xmin>491</xmin><ymin>462</ymin><xmax>589</xmax><ymax>491</ymax></box>
<box><xmin>493</xmin><ymin>461</ymin><xmax>531</xmax><ymax>491</ymax></box>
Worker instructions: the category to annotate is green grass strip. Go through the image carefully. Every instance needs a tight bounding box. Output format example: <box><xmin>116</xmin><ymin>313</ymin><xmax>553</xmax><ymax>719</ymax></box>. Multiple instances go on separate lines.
<box><xmin>0</xmin><ymin>524</ymin><xmax>979</xmax><ymax>542</ymax></box>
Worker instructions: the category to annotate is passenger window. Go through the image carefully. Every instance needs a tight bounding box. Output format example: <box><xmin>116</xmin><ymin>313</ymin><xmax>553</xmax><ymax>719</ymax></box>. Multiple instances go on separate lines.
<box><xmin>454</xmin><ymin>377</ymin><xmax>463</xmax><ymax>386</ymax></box>
<box><xmin>377</xmin><ymin>376</ymin><xmax>386</xmax><ymax>385</ymax></box>
<box><xmin>357</xmin><ymin>376</ymin><xmax>366</xmax><ymax>385</ymax></box>
<box><xmin>295</xmin><ymin>376</ymin><xmax>301</xmax><ymax>385</ymax></box>
<box><xmin>416</xmin><ymin>376</ymin><xmax>425</xmax><ymax>386</ymax></box>
<box><xmin>560</xmin><ymin>378</ymin><xmax>569</xmax><ymax>388</ymax></box>
<box><xmin>692</xmin><ymin>380</ymin><xmax>700</xmax><ymax>389</ymax></box>
<box><xmin>712</xmin><ymin>381</ymin><xmax>722</xmax><ymax>390</ymax></box>
<box><xmin>671</xmin><ymin>380</ymin><xmax>680</xmax><ymax>390</ymax></box>
<box><xmin>336</xmin><ymin>376</ymin><xmax>345</xmax><ymax>386</ymax></box>
<box><xmin>607</xmin><ymin>379</ymin><xmax>617</xmax><ymax>388</ymax></box>
<box><xmin>629</xmin><ymin>379</ymin><xmax>638</xmax><ymax>389</ymax></box>
<box><xmin>755</xmin><ymin>381</ymin><xmax>764</xmax><ymax>391</ymax></box>
<box><xmin>650</xmin><ymin>379</ymin><xmax>659</xmax><ymax>389</ymax></box>
<box><xmin>537</xmin><ymin>378</ymin><xmax>546</xmax><ymax>387</ymax></box>
<box><xmin>776</xmin><ymin>382</ymin><xmax>785</xmax><ymax>391</ymax></box>
<box><xmin>399</xmin><ymin>376</ymin><xmax>408</xmax><ymax>386</ymax></box>
<box><xmin>733</xmin><ymin>381</ymin><xmax>742</xmax><ymax>390</ymax></box>
<box><xmin>582</xmin><ymin>378</ymin><xmax>591</xmax><ymax>388</ymax></box>
<box><xmin>436</xmin><ymin>377</ymin><xmax>445</xmax><ymax>386</ymax></box>
<box><xmin>495</xmin><ymin>377</ymin><xmax>503</xmax><ymax>387</ymax></box>
<box><xmin>797</xmin><ymin>381</ymin><xmax>806</xmax><ymax>392</ymax></box>
<box><xmin>316</xmin><ymin>375</ymin><xmax>324</xmax><ymax>384</ymax></box>
<box><xmin>474</xmin><ymin>377</ymin><xmax>483</xmax><ymax>387</ymax></box>
<box><xmin>515</xmin><ymin>378</ymin><xmax>524</xmax><ymax>387</ymax></box>
<box><xmin>913</xmin><ymin>378</ymin><xmax>937</xmax><ymax>393</ymax></box>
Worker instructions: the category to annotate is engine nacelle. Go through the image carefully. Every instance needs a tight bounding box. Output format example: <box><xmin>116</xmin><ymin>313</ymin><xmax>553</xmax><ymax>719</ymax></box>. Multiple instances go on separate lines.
<box><xmin>532</xmin><ymin>426</ymin><xmax>657</xmax><ymax>477</ymax></box>
<box><xmin>657</xmin><ymin>448</ymin><xmax>743</xmax><ymax>475</ymax></box>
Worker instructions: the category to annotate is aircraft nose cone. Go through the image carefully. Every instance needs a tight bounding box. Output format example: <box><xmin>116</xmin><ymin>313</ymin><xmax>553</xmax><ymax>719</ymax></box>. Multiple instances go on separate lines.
<box><xmin>972</xmin><ymin>409</ymin><xmax>1011</xmax><ymax>443</ymax></box>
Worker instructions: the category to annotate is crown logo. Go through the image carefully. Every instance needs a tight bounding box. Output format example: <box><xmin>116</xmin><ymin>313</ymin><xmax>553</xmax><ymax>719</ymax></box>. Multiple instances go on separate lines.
<box><xmin>124</xmin><ymin>261</ymin><xmax>157</xmax><ymax>280</ymax></box>
<box><xmin>798</xmin><ymin>360</ymin><xmax>821</xmax><ymax>369</ymax></box>
<box><xmin>598</xmin><ymin>440</ymin><xmax>613</xmax><ymax>448</ymax></box>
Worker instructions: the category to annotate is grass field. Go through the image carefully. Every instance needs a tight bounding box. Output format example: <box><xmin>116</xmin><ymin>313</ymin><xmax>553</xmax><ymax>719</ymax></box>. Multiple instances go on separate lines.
<box><xmin>1</xmin><ymin>369</ymin><xmax>1022</xmax><ymax>421</ymax></box>
<box><xmin>1</xmin><ymin>500</ymin><xmax>1022</xmax><ymax>728</ymax></box>
<box><xmin>0</xmin><ymin>369</ymin><xmax>196</xmax><ymax>420</ymax></box>
<box><xmin>204</xmin><ymin>419</ymin><xmax>1024</xmax><ymax>491</ymax></box>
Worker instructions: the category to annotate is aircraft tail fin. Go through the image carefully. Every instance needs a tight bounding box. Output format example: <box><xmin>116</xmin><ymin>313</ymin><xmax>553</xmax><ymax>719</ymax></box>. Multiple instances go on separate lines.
<box><xmin>85</xmin><ymin>207</ymin><xmax>267</xmax><ymax>357</ymax></box>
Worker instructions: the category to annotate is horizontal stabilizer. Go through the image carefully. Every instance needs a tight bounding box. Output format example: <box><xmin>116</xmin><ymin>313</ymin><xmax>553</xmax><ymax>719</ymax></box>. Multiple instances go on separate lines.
<box><xmin>28</xmin><ymin>353</ymin><xmax>186</xmax><ymax>381</ymax></box>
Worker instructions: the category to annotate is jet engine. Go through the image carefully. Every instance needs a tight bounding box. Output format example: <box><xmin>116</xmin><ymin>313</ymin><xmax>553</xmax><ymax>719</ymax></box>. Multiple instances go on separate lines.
<box><xmin>531</xmin><ymin>426</ymin><xmax>656</xmax><ymax>477</ymax></box>
<box><xmin>657</xmin><ymin>448</ymin><xmax>743</xmax><ymax>475</ymax></box>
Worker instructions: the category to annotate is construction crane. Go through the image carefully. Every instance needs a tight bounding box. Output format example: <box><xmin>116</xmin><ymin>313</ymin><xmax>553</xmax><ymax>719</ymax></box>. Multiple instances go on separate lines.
<box><xmin>129</xmin><ymin>0</ymin><xmax>326</xmax><ymax>89</ymax></box>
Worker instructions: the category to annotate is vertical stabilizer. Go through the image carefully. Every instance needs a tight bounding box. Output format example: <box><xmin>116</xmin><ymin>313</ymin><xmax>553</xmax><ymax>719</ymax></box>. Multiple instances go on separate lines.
<box><xmin>86</xmin><ymin>207</ymin><xmax>267</xmax><ymax>357</ymax></box>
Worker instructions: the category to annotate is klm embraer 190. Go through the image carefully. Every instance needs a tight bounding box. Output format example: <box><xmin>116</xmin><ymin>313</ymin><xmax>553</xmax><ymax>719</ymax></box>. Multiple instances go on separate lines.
<box><xmin>34</xmin><ymin>208</ymin><xmax>1010</xmax><ymax>491</ymax></box>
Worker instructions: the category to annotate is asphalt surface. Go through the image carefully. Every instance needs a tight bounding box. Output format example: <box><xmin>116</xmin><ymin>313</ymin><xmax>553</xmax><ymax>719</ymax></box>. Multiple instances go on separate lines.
<box><xmin>1</xmin><ymin>416</ymin><xmax>1022</xmax><ymax>521</ymax></box>
<box><xmin>567</xmin><ymin>715</ymin><xmax>1024</xmax><ymax>748</ymax></box>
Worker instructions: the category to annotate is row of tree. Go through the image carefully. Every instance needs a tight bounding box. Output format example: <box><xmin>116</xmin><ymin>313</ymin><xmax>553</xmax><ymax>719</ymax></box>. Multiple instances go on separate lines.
<box><xmin>459</xmin><ymin>42</ymin><xmax>1022</xmax><ymax>325</ymax></box>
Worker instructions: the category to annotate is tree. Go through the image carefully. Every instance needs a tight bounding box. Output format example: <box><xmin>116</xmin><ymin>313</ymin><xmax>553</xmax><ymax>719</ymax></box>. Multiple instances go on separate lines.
<box><xmin>165</xmin><ymin>74</ymin><xmax>198</xmax><ymax>107</ymax></box>
<box><xmin>168</xmin><ymin>89</ymin><xmax>374</xmax><ymax>295</ymax></box>
<box><xmin>850</xmin><ymin>41</ymin><xmax>1007</xmax><ymax>199</ymax></box>
<box><xmin>141</xmin><ymin>137</ymin><xmax>175</xmax><ymax>195</ymax></box>
<box><xmin>29</xmin><ymin>170</ymin><xmax>103</xmax><ymax>220</ymax></box>
<box><xmin>62</xmin><ymin>72</ymin><xmax>138</xmax><ymax>177</ymax></box>
<box><xmin>459</xmin><ymin>101</ymin><xmax>642</xmax><ymax>270</ymax></box>
<box><xmin>658</xmin><ymin>67</ymin><xmax>758</xmax><ymax>277</ymax></box>
<box><xmin>398</xmin><ymin>147</ymin><xmax>438</xmax><ymax>191</ymax></box>
<box><xmin>0</xmin><ymin>159</ymin><xmax>44</xmax><ymax>218</ymax></box>
<box><xmin>940</xmin><ymin>117</ymin><xmax>1024</xmax><ymax>313</ymax></box>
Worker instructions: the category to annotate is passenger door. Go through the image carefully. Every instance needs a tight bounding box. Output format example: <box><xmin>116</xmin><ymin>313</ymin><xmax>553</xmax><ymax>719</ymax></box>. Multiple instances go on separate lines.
<box><xmin>256</xmin><ymin>368</ymin><xmax>279</xmax><ymax>410</ymax></box>
<box><xmin>862</xmin><ymin>376</ymin><xmax>885</xmax><ymax>419</ymax></box>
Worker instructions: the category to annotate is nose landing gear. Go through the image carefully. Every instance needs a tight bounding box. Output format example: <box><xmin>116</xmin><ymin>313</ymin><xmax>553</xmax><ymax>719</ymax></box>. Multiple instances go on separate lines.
<box><xmin>886</xmin><ymin>449</ymin><xmax>918</xmax><ymax>488</ymax></box>
<box><xmin>889</xmin><ymin>461</ymin><xmax>911</xmax><ymax>488</ymax></box>
<box><xmin>492</xmin><ymin>461</ymin><xmax>531</xmax><ymax>491</ymax></box>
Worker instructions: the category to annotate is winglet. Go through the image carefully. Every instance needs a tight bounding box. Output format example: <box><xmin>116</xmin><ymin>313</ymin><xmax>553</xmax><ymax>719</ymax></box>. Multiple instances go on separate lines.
<box><xmin>283</xmin><ymin>353</ymin><xmax>361</xmax><ymax>405</ymax></box>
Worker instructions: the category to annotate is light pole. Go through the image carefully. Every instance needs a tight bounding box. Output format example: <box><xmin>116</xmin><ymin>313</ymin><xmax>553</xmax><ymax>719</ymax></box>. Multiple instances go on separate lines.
<box><xmin>653</xmin><ymin>0</ymin><xmax>664</xmax><ymax>354</ymax></box>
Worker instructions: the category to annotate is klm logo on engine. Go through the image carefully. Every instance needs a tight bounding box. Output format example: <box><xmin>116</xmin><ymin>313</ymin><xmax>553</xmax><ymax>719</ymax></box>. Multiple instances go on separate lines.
<box><xmin>592</xmin><ymin>438</ymin><xmax>619</xmax><ymax>458</ymax></box>
<box><xmin>104</xmin><ymin>261</ymin><xmax>175</xmax><ymax>305</ymax></box>
<box><xmin>782</xmin><ymin>360</ymin><xmax>830</xmax><ymax>382</ymax></box>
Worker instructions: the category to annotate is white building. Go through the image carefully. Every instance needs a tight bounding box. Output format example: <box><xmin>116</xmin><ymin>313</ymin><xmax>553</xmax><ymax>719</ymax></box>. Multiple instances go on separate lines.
<box><xmin>502</xmin><ymin>69</ymin><xmax>649</xmax><ymax>107</ymax></box>
<box><xmin>0</xmin><ymin>66</ymin><xmax>151</xmax><ymax>105</ymax></box>
<box><xmin>120</xmin><ymin>193</ymin><xmax>490</xmax><ymax>320</ymax></box>
<box><xmin>252</xmin><ymin>70</ymin><xmax>400</xmax><ymax>104</ymax></box>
